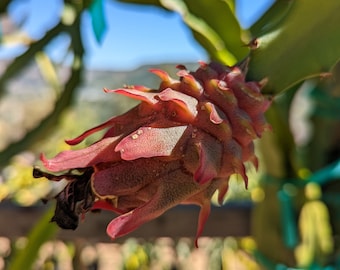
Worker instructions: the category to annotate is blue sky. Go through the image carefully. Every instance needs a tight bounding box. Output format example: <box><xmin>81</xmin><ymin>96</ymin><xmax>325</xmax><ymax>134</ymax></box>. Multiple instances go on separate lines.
<box><xmin>3</xmin><ymin>0</ymin><xmax>274</xmax><ymax>70</ymax></box>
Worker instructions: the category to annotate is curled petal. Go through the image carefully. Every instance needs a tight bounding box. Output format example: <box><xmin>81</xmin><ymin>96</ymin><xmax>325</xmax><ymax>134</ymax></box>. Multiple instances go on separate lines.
<box><xmin>194</xmin><ymin>103</ymin><xmax>232</xmax><ymax>143</ymax></box>
<box><xmin>105</xmin><ymin>88</ymin><xmax>158</xmax><ymax>105</ymax></box>
<box><xmin>42</xmin><ymin>137</ymin><xmax>120</xmax><ymax>172</ymax></box>
<box><xmin>157</xmin><ymin>87</ymin><xmax>198</xmax><ymax>120</ymax></box>
<box><xmin>67</xmin><ymin>106</ymin><xmax>146</xmax><ymax>145</ymax></box>
<box><xmin>149</xmin><ymin>68</ymin><xmax>174</xmax><ymax>83</ymax></box>
<box><xmin>149</xmin><ymin>69</ymin><xmax>180</xmax><ymax>91</ymax></box>
<box><xmin>66</xmin><ymin>118</ymin><xmax>117</xmax><ymax>145</ymax></box>
<box><xmin>127</xmin><ymin>85</ymin><xmax>151</xmax><ymax>92</ymax></box>
<box><xmin>204</xmin><ymin>102</ymin><xmax>224</xmax><ymax>124</ymax></box>
<box><xmin>177</xmin><ymin>70</ymin><xmax>203</xmax><ymax>97</ymax></box>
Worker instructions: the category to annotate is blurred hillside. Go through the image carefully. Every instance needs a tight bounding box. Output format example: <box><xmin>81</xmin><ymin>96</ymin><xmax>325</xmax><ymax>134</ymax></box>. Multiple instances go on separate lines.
<box><xmin>0</xmin><ymin>62</ymin><xmax>198</xmax><ymax>151</ymax></box>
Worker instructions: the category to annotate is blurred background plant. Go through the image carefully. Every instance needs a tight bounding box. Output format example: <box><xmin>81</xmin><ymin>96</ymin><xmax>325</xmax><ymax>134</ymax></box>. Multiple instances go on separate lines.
<box><xmin>0</xmin><ymin>0</ymin><xmax>339</xmax><ymax>269</ymax></box>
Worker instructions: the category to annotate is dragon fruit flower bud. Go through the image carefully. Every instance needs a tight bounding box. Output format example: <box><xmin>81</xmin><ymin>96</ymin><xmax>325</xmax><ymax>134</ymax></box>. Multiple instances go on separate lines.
<box><xmin>33</xmin><ymin>62</ymin><xmax>270</xmax><ymax>246</ymax></box>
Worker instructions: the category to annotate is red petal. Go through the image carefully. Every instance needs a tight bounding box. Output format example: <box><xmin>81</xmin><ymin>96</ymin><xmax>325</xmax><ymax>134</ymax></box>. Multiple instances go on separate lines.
<box><xmin>128</xmin><ymin>85</ymin><xmax>151</xmax><ymax>92</ymax></box>
<box><xmin>157</xmin><ymin>88</ymin><xmax>198</xmax><ymax>119</ymax></box>
<box><xmin>66</xmin><ymin>106</ymin><xmax>146</xmax><ymax>145</ymax></box>
<box><xmin>149</xmin><ymin>68</ymin><xmax>173</xmax><ymax>82</ymax></box>
<box><xmin>177</xmin><ymin>70</ymin><xmax>203</xmax><ymax>96</ymax></box>
<box><xmin>205</xmin><ymin>102</ymin><xmax>224</xmax><ymax>124</ymax></box>
<box><xmin>195</xmin><ymin>202</ymin><xmax>211</xmax><ymax>248</ymax></box>
<box><xmin>41</xmin><ymin>137</ymin><xmax>120</xmax><ymax>171</ymax></box>
<box><xmin>105</xmin><ymin>88</ymin><xmax>158</xmax><ymax>105</ymax></box>
<box><xmin>230</xmin><ymin>110</ymin><xmax>258</xmax><ymax>146</ymax></box>
<box><xmin>194</xmin><ymin>102</ymin><xmax>232</xmax><ymax>143</ymax></box>
<box><xmin>149</xmin><ymin>69</ymin><xmax>180</xmax><ymax>91</ymax></box>
<box><xmin>193</xmin><ymin>134</ymin><xmax>222</xmax><ymax>184</ymax></box>
<box><xmin>92</xmin><ymin>200</ymin><xmax>126</xmax><ymax>215</ymax></box>
<box><xmin>220</xmin><ymin>140</ymin><xmax>243</xmax><ymax>177</ymax></box>
<box><xmin>217</xmin><ymin>179</ymin><xmax>229</xmax><ymax>205</ymax></box>
<box><xmin>241</xmin><ymin>142</ymin><xmax>259</xmax><ymax>170</ymax></box>
<box><xmin>115</xmin><ymin>126</ymin><xmax>187</xmax><ymax>160</ymax></box>
<box><xmin>66</xmin><ymin>118</ymin><xmax>117</xmax><ymax>145</ymax></box>
<box><xmin>106</xmin><ymin>169</ymin><xmax>199</xmax><ymax>240</ymax></box>
<box><xmin>183</xmin><ymin>179</ymin><xmax>219</xmax><ymax>247</ymax></box>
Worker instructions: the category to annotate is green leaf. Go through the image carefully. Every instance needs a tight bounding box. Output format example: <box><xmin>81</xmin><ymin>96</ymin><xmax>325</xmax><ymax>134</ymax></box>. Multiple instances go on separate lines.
<box><xmin>119</xmin><ymin>0</ymin><xmax>249</xmax><ymax>65</ymax></box>
<box><xmin>249</xmin><ymin>0</ymin><xmax>294</xmax><ymax>36</ymax></box>
<box><xmin>8</xmin><ymin>207</ymin><xmax>59</xmax><ymax>270</ymax></box>
<box><xmin>224</xmin><ymin>0</ymin><xmax>235</xmax><ymax>13</ymax></box>
<box><xmin>160</xmin><ymin>0</ymin><xmax>233</xmax><ymax>64</ymax></box>
<box><xmin>247</xmin><ymin>0</ymin><xmax>340</xmax><ymax>95</ymax></box>
<box><xmin>162</xmin><ymin>0</ymin><xmax>250</xmax><ymax>64</ymax></box>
